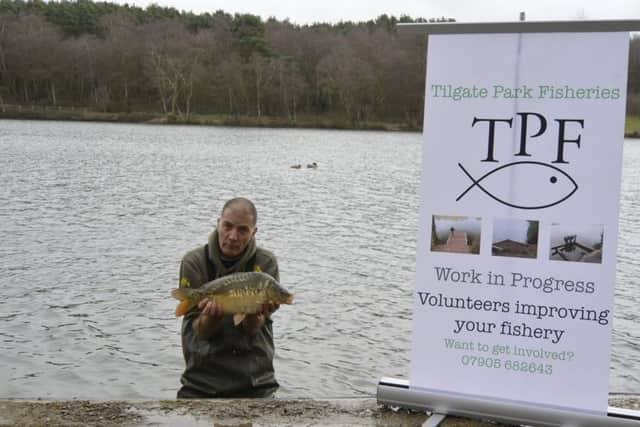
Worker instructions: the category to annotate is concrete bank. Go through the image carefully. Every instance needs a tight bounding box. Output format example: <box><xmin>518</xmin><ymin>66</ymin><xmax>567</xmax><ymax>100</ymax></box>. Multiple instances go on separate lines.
<box><xmin>0</xmin><ymin>396</ymin><xmax>638</xmax><ymax>426</ymax></box>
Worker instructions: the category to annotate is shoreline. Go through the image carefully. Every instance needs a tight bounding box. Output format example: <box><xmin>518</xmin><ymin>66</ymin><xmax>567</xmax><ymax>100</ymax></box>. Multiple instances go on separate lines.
<box><xmin>0</xmin><ymin>109</ymin><xmax>419</xmax><ymax>132</ymax></box>
<box><xmin>0</xmin><ymin>396</ymin><xmax>638</xmax><ymax>426</ymax></box>
<box><xmin>3</xmin><ymin>108</ymin><xmax>640</xmax><ymax>137</ymax></box>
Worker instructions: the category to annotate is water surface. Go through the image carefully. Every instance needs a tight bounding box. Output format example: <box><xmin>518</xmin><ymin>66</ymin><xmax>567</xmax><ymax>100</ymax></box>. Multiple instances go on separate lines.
<box><xmin>0</xmin><ymin>120</ymin><xmax>638</xmax><ymax>399</ymax></box>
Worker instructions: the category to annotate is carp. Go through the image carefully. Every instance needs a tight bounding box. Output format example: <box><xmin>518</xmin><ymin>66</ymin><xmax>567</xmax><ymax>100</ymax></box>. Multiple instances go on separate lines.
<box><xmin>171</xmin><ymin>271</ymin><xmax>293</xmax><ymax>324</ymax></box>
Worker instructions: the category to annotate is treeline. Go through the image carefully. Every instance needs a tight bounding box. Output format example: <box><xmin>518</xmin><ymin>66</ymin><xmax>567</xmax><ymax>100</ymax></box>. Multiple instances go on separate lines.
<box><xmin>0</xmin><ymin>0</ymin><xmax>639</xmax><ymax>127</ymax></box>
<box><xmin>627</xmin><ymin>37</ymin><xmax>640</xmax><ymax>116</ymax></box>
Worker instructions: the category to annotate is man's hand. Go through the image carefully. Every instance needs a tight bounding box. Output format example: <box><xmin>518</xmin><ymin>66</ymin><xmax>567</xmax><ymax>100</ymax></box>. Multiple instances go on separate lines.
<box><xmin>242</xmin><ymin>302</ymin><xmax>280</xmax><ymax>336</ymax></box>
<box><xmin>199</xmin><ymin>298</ymin><xmax>224</xmax><ymax>318</ymax></box>
<box><xmin>261</xmin><ymin>302</ymin><xmax>280</xmax><ymax>318</ymax></box>
<box><xmin>194</xmin><ymin>298</ymin><xmax>224</xmax><ymax>340</ymax></box>
<box><xmin>195</xmin><ymin>300</ymin><xmax>281</xmax><ymax>338</ymax></box>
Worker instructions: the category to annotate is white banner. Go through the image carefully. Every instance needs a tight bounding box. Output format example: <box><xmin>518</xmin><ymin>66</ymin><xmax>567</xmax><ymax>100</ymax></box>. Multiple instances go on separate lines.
<box><xmin>410</xmin><ymin>32</ymin><xmax>629</xmax><ymax>413</ymax></box>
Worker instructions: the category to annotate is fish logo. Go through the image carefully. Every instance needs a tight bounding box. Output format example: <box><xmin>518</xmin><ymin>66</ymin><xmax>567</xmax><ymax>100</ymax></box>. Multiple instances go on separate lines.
<box><xmin>456</xmin><ymin>161</ymin><xmax>578</xmax><ymax>209</ymax></box>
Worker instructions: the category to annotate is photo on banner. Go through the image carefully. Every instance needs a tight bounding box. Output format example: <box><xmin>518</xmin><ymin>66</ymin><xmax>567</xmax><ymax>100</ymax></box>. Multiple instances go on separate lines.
<box><xmin>410</xmin><ymin>31</ymin><xmax>629</xmax><ymax>413</ymax></box>
<box><xmin>492</xmin><ymin>218</ymin><xmax>539</xmax><ymax>259</ymax></box>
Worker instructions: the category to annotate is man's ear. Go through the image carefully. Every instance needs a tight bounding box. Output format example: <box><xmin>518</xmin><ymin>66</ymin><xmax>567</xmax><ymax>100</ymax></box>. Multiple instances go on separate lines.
<box><xmin>253</xmin><ymin>226</ymin><xmax>258</xmax><ymax>237</ymax></box>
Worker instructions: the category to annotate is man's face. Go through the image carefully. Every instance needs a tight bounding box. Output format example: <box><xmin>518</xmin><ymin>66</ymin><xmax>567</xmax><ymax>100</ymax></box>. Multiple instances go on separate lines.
<box><xmin>217</xmin><ymin>207</ymin><xmax>256</xmax><ymax>258</ymax></box>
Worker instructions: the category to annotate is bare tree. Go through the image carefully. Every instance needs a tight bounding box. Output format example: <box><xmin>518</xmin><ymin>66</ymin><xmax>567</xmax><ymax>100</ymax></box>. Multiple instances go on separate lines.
<box><xmin>142</xmin><ymin>20</ymin><xmax>206</xmax><ymax>116</ymax></box>
<box><xmin>251</xmin><ymin>52</ymin><xmax>276</xmax><ymax>117</ymax></box>
<box><xmin>98</xmin><ymin>13</ymin><xmax>146</xmax><ymax>111</ymax></box>
<box><xmin>216</xmin><ymin>53</ymin><xmax>249</xmax><ymax>115</ymax></box>
<box><xmin>4</xmin><ymin>15</ymin><xmax>64</xmax><ymax>104</ymax></box>
<box><xmin>316</xmin><ymin>39</ymin><xmax>375</xmax><ymax>124</ymax></box>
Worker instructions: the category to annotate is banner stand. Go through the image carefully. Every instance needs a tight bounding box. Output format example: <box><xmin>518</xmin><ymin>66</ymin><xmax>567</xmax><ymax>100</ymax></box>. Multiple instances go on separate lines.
<box><xmin>386</xmin><ymin>19</ymin><xmax>640</xmax><ymax>427</ymax></box>
<box><xmin>377</xmin><ymin>377</ymin><xmax>640</xmax><ymax>427</ymax></box>
<box><xmin>423</xmin><ymin>413</ymin><xmax>446</xmax><ymax>427</ymax></box>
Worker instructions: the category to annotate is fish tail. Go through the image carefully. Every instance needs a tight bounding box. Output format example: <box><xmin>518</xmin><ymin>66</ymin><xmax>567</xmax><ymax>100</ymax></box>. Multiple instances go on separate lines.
<box><xmin>170</xmin><ymin>288</ymin><xmax>198</xmax><ymax>317</ymax></box>
<box><xmin>456</xmin><ymin>163</ymin><xmax>479</xmax><ymax>201</ymax></box>
<box><xmin>175</xmin><ymin>300</ymin><xmax>197</xmax><ymax>316</ymax></box>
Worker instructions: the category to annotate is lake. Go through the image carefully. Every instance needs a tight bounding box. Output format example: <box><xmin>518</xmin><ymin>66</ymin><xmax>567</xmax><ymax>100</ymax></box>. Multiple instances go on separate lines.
<box><xmin>0</xmin><ymin>119</ymin><xmax>638</xmax><ymax>399</ymax></box>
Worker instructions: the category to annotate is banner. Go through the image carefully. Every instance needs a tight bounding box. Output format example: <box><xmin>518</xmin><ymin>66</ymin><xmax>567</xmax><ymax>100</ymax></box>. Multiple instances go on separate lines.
<box><xmin>410</xmin><ymin>32</ymin><xmax>629</xmax><ymax>413</ymax></box>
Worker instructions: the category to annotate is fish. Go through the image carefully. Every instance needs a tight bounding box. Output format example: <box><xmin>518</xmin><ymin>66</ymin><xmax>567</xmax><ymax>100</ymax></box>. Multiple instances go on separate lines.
<box><xmin>170</xmin><ymin>271</ymin><xmax>294</xmax><ymax>325</ymax></box>
<box><xmin>456</xmin><ymin>161</ymin><xmax>578</xmax><ymax>209</ymax></box>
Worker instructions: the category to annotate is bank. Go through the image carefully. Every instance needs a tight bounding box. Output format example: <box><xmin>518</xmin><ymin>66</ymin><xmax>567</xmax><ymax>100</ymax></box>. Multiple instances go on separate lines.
<box><xmin>2</xmin><ymin>106</ymin><xmax>640</xmax><ymax>137</ymax></box>
<box><xmin>0</xmin><ymin>107</ymin><xmax>418</xmax><ymax>132</ymax></box>
<box><xmin>0</xmin><ymin>396</ymin><xmax>638</xmax><ymax>427</ymax></box>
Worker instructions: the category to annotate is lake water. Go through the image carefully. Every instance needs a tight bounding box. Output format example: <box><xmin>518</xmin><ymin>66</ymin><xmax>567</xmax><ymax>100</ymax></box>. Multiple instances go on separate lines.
<box><xmin>0</xmin><ymin>119</ymin><xmax>638</xmax><ymax>399</ymax></box>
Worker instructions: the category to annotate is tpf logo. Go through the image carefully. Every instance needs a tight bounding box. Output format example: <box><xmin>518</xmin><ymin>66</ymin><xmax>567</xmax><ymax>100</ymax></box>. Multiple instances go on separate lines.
<box><xmin>457</xmin><ymin>112</ymin><xmax>582</xmax><ymax>210</ymax></box>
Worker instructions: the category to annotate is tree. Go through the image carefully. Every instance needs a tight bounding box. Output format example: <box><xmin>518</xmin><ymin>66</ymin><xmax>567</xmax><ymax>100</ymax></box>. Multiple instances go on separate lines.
<box><xmin>0</xmin><ymin>2</ymin><xmax>519</xmax><ymax>129</ymax></box>
<box><xmin>4</xmin><ymin>14</ymin><xmax>64</xmax><ymax>103</ymax></box>
<box><xmin>231</xmin><ymin>13</ymin><xmax>268</xmax><ymax>60</ymax></box>
<box><xmin>215</xmin><ymin>53</ymin><xmax>249</xmax><ymax>115</ymax></box>
<box><xmin>316</xmin><ymin>39</ymin><xmax>375</xmax><ymax>124</ymax></box>
<box><xmin>98</xmin><ymin>13</ymin><xmax>145</xmax><ymax>111</ymax></box>
<box><xmin>250</xmin><ymin>52</ymin><xmax>275</xmax><ymax>117</ymax></box>
<box><xmin>142</xmin><ymin>19</ymin><xmax>206</xmax><ymax>116</ymax></box>
<box><xmin>0</xmin><ymin>14</ymin><xmax>13</xmax><ymax>105</ymax></box>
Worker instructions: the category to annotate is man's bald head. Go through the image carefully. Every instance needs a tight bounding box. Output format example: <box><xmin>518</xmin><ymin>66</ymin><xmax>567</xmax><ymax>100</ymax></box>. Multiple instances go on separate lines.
<box><xmin>220</xmin><ymin>197</ymin><xmax>257</xmax><ymax>226</ymax></box>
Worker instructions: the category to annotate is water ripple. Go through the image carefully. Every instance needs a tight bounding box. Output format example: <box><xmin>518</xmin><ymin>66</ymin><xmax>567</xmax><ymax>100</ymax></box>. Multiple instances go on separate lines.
<box><xmin>0</xmin><ymin>120</ymin><xmax>637</xmax><ymax>399</ymax></box>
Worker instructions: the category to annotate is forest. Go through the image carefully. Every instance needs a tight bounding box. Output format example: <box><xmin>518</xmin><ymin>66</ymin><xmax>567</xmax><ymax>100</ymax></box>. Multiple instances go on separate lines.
<box><xmin>0</xmin><ymin>0</ymin><xmax>638</xmax><ymax>130</ymax></box>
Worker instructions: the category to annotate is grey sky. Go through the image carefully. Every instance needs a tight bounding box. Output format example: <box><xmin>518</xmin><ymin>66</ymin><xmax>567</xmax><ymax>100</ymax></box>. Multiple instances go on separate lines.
<box><xmin>113</xmin><ymin>0</ymin><xmax>639</xmax><ymax>24</ymax></box>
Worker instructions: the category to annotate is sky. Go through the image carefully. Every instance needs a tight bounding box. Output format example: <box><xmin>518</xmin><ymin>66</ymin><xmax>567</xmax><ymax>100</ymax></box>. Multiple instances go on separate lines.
<box><xmin>492</xmin><ymin>218</ymin><xmax>529</xmax><ymax>243</ymax></box>
<box><xmin>112</xmin><ymin>0</ymin><xmax>640</xmax><ymax>24</ymax></box>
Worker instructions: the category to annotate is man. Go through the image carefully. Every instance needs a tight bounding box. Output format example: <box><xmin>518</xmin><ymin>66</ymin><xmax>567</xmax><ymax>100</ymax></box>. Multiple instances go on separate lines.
<box><xmin>177</xmin><ymin>197</ymin><xmax>281</xmax><ymax>398</ymax></box>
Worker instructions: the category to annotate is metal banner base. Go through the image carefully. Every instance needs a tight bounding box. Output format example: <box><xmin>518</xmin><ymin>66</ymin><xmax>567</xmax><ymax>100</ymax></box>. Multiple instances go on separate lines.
<box><xmin>423</xmin><ymin>412</ymin><xmax>447</xmax><ymax>427</ymax></box>
<box><xmin>377</xmin><ymin>377</ymin><xmax>640</xmax><ymax>427</ymax></box>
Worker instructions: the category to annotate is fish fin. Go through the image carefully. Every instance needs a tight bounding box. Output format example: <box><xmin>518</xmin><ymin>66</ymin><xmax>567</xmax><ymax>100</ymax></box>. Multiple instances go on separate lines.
<box><xmin>233</xmin><ymin>313</ymin><xmax>246</xmax><ymax>326</ymax></box>
<box><xmin>171</xmin><ymin>288</ymin><xmax>189</xmax><ymax>300</ymax></box>
<box><xmin>175</xmin><ymin>300</ymin><xmax>194</xmax><ymax>317</ymax></box>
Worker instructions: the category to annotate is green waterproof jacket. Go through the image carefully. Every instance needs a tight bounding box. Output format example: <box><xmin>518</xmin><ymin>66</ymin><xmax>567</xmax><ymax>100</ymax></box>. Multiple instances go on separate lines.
<box><xmin>177</xmin><ymin>231</ymin><xmax>280</xmax><ymax>398</ymax></box>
